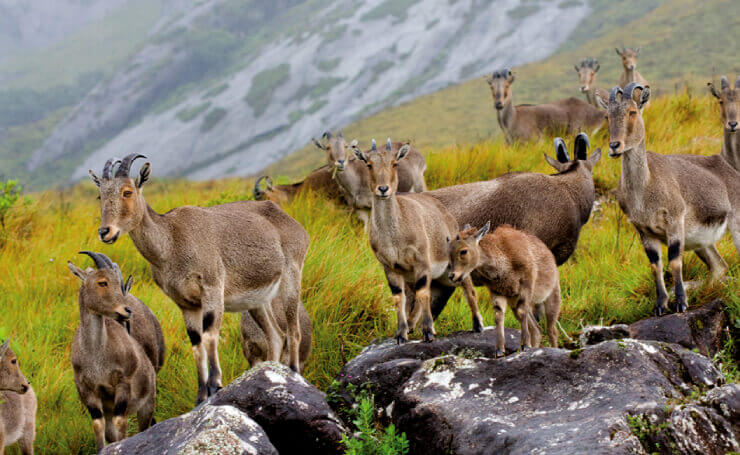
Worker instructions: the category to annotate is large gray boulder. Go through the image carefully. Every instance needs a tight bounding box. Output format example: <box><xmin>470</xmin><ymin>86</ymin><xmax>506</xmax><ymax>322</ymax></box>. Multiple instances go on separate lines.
<box><xmin>335</xmin><ymin>335</ymin><xmax>736</xmax><ymax>455</ymax></box>
<box><xmin>101</xmin><ymin>403</ymin><xmax>278</xmax><ymax>455</ymax></box>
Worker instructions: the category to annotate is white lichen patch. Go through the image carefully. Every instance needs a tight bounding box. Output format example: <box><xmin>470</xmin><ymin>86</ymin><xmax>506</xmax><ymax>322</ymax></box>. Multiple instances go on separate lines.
<box><xmin>264</xmin><ymin>369</ymin><xmax>287</xmax><ymax>385</ymax></box>
<box><xmin>507</xmin><ymin>396</ymin><xmax>519</xmax><ymax>404</ymax></box>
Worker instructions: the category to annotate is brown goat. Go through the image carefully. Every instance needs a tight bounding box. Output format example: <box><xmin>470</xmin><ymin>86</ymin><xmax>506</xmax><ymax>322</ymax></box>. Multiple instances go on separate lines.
<box><xmin>68</xmin><ymin>251</ymin><xmax>164</xmax><ymax>452</ymax></box>
<box><xmin>253</xmin><ymin>166</ymin><xmax>344</xmax><ymax>205</ymax></box>
<box><xmin>574</xmin><ymin>58</ymin><xmax>607</xmax><ymax>109</ymax></box>
<box><xmin>424</xmin><ymin>133</ymin><xmax>601</xmax><ymax>320</ymax></box>
<box><xmin>708</xmin><ymin>75</ymin><xmax>740</xmax><ymax>172</ymax></box>
<box><xmin>0</xmin><ymin>340</ymin><xmax>36</xmax><ymax>455</ymax></box>
<box><xmin>90</xmin><ymin>154</ymin><xmax>310</xmax><ymax>404</ymax></box>
<box><xmin>598</xmin><ymin>83</ymin><xmax>739</xmax><ymax>316</ymax></box>
<box><xmin>616</xmin><ymin>47</ymin><xmax>649</xmax><ymax>90</ymax></box>
<box><xmin>485</xmin><ymin>69</ymin><xmax>604</xmax><ymax>143</ymax></box>
<box><xmin>448</xmin><ymin>223</ymin><xmax>561</xmax><ymax>355</ymax></box>
<box><xmin>314</xmin><ymin>132</ymin><xmax>427</xmax><ymax>226</ymax></box>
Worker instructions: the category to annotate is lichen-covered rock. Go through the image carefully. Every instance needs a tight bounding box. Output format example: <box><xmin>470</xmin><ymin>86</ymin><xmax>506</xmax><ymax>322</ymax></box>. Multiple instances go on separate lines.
<box><xmin>336</xmin><ymin>335</ymin><xmax>730</xmax><ymax>455</ymax></box>
<box><xmin>628</xmin><ymin>299</ymin><xmax>728</xmax><ymax>356</ymax></box>
<box><xmin>101</xmin><ymin>404</ymin><xmax>277</xmax><ymax>455</ymax></box>
<box><xmin>579</xmin><ymin>324</ymin><xmax>630</xmax><ymax>346</ymax></box>
<box><xmin>209</xmin><ymin>362</ymin><xmax>347</xmax><ymax>455</ymax></box>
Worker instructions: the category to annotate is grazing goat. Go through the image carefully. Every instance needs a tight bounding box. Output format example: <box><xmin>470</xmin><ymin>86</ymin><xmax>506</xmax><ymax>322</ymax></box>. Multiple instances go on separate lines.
<box><xmin>313</xmin><ymin>132</ymin><xmax>427</xmax><ymax>226</ymax></box>
<box><xmin>448</xmin><ymin>223</ymin><xmax>561</xmax><ymax>355</ymax></box>
<box><xmin>0</xmin><ymin>340</ymin><xmax>36</xmax><ymax>455</ymax></box>
<box><xmin>575</xmin><ymin>58</ymin><xmax>607</xmax><ymax>109</ymax></box>
<box><xmin>597</xmin><ymin>83</ymin><xmax>740</xmax><ymax>316</ymax></box>
<box><xmin>253</xmin><ymin>167</ymin><xmax>343</xmax><ymax>205</ymax></box>
<box><xmin>68</xmin><ymin>251</ymin><xmax>164</xmax><ymax>452</ymax></box>
<box><xmin>616</xmin><ymin>47</ymin><xmax>649</xmax><ymax>90</ymax></box>
<box><xmin>425</xmin><ymin>133</ymin><xmax>601</xmax><ymax>319</ymax></box>
<box><xmin>356</xmin><ymin>139</ymin><xmax>477</xmax><ymax>343</ymax></box>
<box><xmin>90</xmin><ymin>154</ymin><xmax>310</xmax><ymax>404</ymax></box>
<box><xmin>708</xmin><ymin>75</ymin><xmax>740</xmax><ymax>172</ymax></box>
<box><xmin>484</xmin><ymin>69</ymin><xmax>604</xmax><ymax>143</ymax></box>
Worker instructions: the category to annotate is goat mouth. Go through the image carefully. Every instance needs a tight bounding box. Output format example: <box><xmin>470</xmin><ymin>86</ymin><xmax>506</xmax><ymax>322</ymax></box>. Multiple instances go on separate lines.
<box><xmin>608</xmin><ymin>150</ymin><xmax>624</xmax><ymax>158</ymax></box>
<box><xmin>101</xmin><ymin>232</ymin><xmax>120</xmax><ymax>244</ymax></box>
<box><xmin>19</xmin><ymin>384</ymin><xmax>29</xmax><ymax>394</ymax></box>
<box><xmin>727</xmin><ymin>126</ymin><xmax>737</xmax><ymax>133</ymax></box>
<box><xmin>115</xmin><ymin>312</ymin><xmax>132</xmax><ymax>322</ymax></box>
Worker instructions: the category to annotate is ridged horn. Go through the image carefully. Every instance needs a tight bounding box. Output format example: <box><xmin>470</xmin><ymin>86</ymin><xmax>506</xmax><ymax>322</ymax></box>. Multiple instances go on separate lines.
<box><xmin>102</xmin><ymin>158</ymin><xmax>121</xmax><ymax>179</ymax></box>
<box><xmin>78</xmin><ymin>251</ymin><xmax>114</xmax><ymax>270</ymax></box>
<box><xmin>609</xmin><ymin>86</ymin><xmax>623</xmax><ymax>103</ymax></box>
<box><xmin>554</xmin><ymin>138</ymin><xmax>570</xmax><ymax>163</ymax></box>
<box><xmin>0</xmin><ymin>339</ymin><xmax>10</xmax><ymax>359</ymax></box>
<box><xmin>386</xmin><ymin>138</ymin><xmax>392</xmax><ymax>151</ymax></box>
<box><xmin>115</xmin><ymin>154</ymin><xmax>147</xmax><ymax>178</ymax></box>
<box><xmin>371</xmin><ymin>139</ymin><xmax>377</xmax><ymax>151</ymax></box>
<box><xmin>623</xmin><ymin>82</ymin><xmax>643</xmax><ymax>101</ymax></box>
<box><xmin>574</xmin><ymin>133</ymin><xmax>590</xmax><ymax>161</ymax></box>
<box><xmin>735</xmin><ymin>76</ymin><xmax>740</xmax><ymax>90</ymax></box>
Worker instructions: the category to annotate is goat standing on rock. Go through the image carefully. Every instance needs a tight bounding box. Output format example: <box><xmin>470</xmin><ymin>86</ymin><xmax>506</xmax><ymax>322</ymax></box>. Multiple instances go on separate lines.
<box><xmin>448</xmin><ymin>222</ymin><xmax>562</xmax><ymax>355</ymax></box>
<box><xmin>598</xmin><ymin>83</ymin><xmax>740</xmax><ymax>316</ymax></box>
<box><xmin>89</xmin><ymin>154</ymin><xmax>311</xmax><ymax>404</ymax></box>
<box><xmin>357</xmin><ymin>139</ymin><xmax>479</xmax><ymax>343</ymax></box>
<box><xmin>68</xmin><ymin>251</ymin><xmax>164</xmax><ymax>452</ymax></box>
<box><xmin>0</xmin><ymin>339</ymin><xmax>36</xmax><ymax>455</ymax></box>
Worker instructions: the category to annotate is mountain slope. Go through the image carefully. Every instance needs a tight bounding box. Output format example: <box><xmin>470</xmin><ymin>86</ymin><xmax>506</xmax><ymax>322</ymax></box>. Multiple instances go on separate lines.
<box><xmin>29</xmin><ymin>0</ymin><xmax>596</xmax><ymax>184</ymax></box>
<box><xmin>269</xmin><ymin>0</ymin><xmax>740</xmax><ymax>177</ymax></box>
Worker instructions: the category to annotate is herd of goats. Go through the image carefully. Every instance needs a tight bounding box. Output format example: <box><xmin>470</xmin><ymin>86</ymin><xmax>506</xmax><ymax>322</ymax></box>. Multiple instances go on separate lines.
<box><xmin>1</xmin><ymin>47</ymin><xmax>739</xmax><ymax>454</ymax></box>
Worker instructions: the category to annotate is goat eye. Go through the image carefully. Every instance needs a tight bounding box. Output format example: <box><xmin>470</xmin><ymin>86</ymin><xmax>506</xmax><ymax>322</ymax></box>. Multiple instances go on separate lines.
<box><xmin>10</xmin><ymin>359</ymin><xmax>16</xmax><ymax>364</ymax></box>
<box><xmin>123</xmin><ymin>190</ymin><xmax>133</xmax><ymax>197</ymax></box>
<box><xmin>98</xmin><ymin>281</ymin><xmax>108</xmax><ymax>288</ymax></box>
<box><xmin>460</xmin><ymin>250</ymin><xmax>468</xmax><ymax>256</ymax></box>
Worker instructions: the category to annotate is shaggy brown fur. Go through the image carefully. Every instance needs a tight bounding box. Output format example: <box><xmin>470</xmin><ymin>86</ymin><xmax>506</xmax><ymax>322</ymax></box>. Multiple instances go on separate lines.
<box><xmin>0</xmin><ymin>341</ymin><xmax>36</xmax><ymax>454</ymax></box>
<box><xmin>448</xmin><ymin>223</ymin><xmax>561</xmax><ymax>355</ymax></box>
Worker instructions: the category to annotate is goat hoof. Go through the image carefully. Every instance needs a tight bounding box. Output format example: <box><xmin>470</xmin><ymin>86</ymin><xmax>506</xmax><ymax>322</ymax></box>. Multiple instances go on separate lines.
<box><xmin>674</xmin><ymin>300</ymin><xmax>687</xmax><ymax>313</ymax></box>
<box><xmin>472</xmin><ymin>317</ymin><xmax>484</xmax><ymax>333</ymax></box>
<box><xmin>395</xmin><ymin>335</ymin><xmax>408</xmax><ymax>345</ymax></box>
<box><xmin>495</xmin><ymin>349</ymin><xmax>505</xmax><ymax>358</ymax></box>
<box><xmin>422</xmin><ymin>330</ymin><xmax>435</xmax><ymax>343</ymax></box>
<box><xmin>289</xmin><ymin>364</ymin><xmax>299</xmax><ymax>373</ymax></box>
<box><xmin>207</xmin><ymin>384</ymin><xmax>222</xmax><ymax>396</ymax></box>
<box><xmin>654</xmin><ymin>306</ymin><xmax>665</xmax><ymax>317</ymax></box>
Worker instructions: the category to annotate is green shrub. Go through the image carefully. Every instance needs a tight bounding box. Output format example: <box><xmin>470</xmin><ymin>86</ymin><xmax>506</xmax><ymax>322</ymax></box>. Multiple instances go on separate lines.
<box><xmin>0</xmin><ymin>180</ymin><xmax>22</xmax><ymax>230</ymax></box>
<box><xmin>341</xmin><ymin>393</ymin><xmax>409</xmax><ymax>455</ymax></box>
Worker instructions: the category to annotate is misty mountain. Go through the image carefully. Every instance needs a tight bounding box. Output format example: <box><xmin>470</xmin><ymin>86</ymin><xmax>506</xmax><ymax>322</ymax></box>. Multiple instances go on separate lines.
<box><xmin>26</xmin><ymin>0</ymin><xmax>593</xmax><ymax>183</ymax></box>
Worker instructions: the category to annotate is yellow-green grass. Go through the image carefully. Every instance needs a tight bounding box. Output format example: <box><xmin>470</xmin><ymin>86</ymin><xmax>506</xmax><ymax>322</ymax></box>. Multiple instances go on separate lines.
<box><xmin>0</xmin><ymin>93</ymin><xmax>737</xmax><ymax>453</ymax></box>
<box><xmin>269</xmin><ymin>0</ymin><xmax>740</xmax><ymax>178</ymax></box>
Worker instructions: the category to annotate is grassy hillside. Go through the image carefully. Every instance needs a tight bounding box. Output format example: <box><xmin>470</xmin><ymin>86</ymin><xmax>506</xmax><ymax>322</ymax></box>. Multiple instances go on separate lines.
<box><xmin>269</xmin><ymin>0</ymin><xmax>740</xmax><ymax>177</ymax></box>
<box><xmin>0</xmin><ymin>92</ymin><xmax>737</xmax><ymax>453</ymax></box>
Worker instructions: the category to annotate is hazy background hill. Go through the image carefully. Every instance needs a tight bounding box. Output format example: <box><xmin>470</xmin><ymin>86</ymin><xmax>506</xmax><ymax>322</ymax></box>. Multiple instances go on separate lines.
<box><xmin>0</xmin><ymin>0</ymin><xmax>737</xmax><ymax>189</ymax></box>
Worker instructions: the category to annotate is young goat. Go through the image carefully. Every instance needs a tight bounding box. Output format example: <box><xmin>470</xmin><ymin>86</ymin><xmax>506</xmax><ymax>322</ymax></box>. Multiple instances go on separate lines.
<box><xmin>253</xmin><ymin>167</ymin><xmax>343</xmax><ymax>205</ymax></box>
<box><xmin>616</xmin><ymin>47</ymin><xmax>649</xmax><ymax>91</ymax></box>
<box><xmin>485</xmin><ymin>69</ymin><xmax>604</xmax><ymax>143</ymax></box>
<box><xmin>68</xmin><ymin>251</ymin><xmax>165</xmax><ymax>452</ymax></box>
<box><xmin>356</xmin><ymin>139</ymin><xmax>478</xmax><ymax>343</ymax></box>
<box><xmin>598</xmin><ymin>83</ymin><xmax>740</xmax><ymax>316</ymax></box>
<box><xmin>708</xmin><ymin>75</ymin><xmax>740</xmax><ymax>172</ymax></box>
<box><xmin>425</xmin><ymin>133</ymin><xmax>600</xmax><ymax>319</ymax></box>
<box><xmin>313</xmin><ymin>132</ymin><xmax>427</xmax><ymax>226</ymax></box>
<box><xmin>574</xmin><ymin>58</ymin><xmax>607</xmax><ymax>109</ymax></box>
<box><xmin>90</xmin><ymin>154</ymin><xmax>310</xmax><ymax>404</ymax></box>
<box><xmin>0</xmin><ymin>340</ymin><xmax>36</xmax><ymax>455</ymax></box>
<box><xmin>448</xmin><ymin>222</ymin><xmax>561</xmax><ymax>355</ymax></box>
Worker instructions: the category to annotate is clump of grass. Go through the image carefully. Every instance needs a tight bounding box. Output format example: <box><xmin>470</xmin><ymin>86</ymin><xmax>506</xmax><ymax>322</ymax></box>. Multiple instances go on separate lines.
<box><xmin>341</xmin><ymin>392</ymin><xmax>409</xmax><ymax>455</ymax></box>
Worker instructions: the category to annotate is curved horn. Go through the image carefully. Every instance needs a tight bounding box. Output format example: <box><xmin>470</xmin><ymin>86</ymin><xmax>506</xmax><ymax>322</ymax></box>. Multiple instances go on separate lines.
<box><xmin>337</xmin><ymin>130</ymin><xmax>344</xmax><ymax>138</ymax></box>
<box><xmin>253</xmin><ymin>176</ymin><xmax>269</xmax><ymax>199</ymax></box>
<box><xmin>720</xmin><ymin>76</ymin><xmax>729</xmax><ymax>90</ymax></box>
<box><xmin>115</xmin><ymin>154</ymin><xmax>147</xmax><ymax>178</ymax></box>
<box><xmin>322</xmin><ymin>131</ymin><xmax>333</xmax><ymax>140</ymax></box>
<box><xmin>734</xmin><ymin>76</ymin><xmax>740</xmax><ymax>90</ymax></box>
<box><xmin>386</xmin><ymin>138</ymin><xmax>392</xmax><ymax>151</ymax></box>
<box><xmin>112</xmin><ymin>262</ymin><xmax>126</xmax><ymax>294</ymax></box>
<box><xmin>78</xmin><ymin>251</ymin><xmax>114</xmax><ymax>270</ymax></box>
<box><xmin>623</xmin><ymin>82</ymin><xmax>643</xmax><ymax>100</ymax></box>
<box><xmin>0</xmin><ymin>338</ymin><xmax>10</xmax><ymax>358</ymax></box>
<box><xmin>103</xmin><ymin>158</ymin><xmax>121</xmax><ymax>179</ymax></box>
<box><xmin>574</xmin><ymin>133</ymin><xmax>590</xmax><ymax>160</ymax></box>
<box><xmin>609</xmin><ymin>86</ymin><xmax>623</xmax><ymax>103</ymax></box>
<box><xmin>554</xmin><ymin>138</ymin><xmax>570</xmax><ymax>163</ymax></box>
<box><xmin>371</xmin><ymin>139</ymin><xmax>377</xmax><ymax>151</ymax></box>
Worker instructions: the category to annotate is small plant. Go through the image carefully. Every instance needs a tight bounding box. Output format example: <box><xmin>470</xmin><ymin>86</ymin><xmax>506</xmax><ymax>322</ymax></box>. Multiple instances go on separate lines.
<box><xmin>342</xmin><ymin>393</ymin><xmax>409</xmax><ymax>455</ymax></box>
<box><xmin>0</xmin><ymin>179</ymin><xmax>22</xmax><ymax>230</ymax></box>
<box><xmin>713</xmin><ymin>329</ymin><xmax>739</xmax><ymax>383</ymax></box>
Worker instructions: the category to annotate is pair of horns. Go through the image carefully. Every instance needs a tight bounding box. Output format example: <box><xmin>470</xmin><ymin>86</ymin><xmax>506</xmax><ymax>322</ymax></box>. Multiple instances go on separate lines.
<box><xmin>553</xmin><ymin>133</ymin><xmax>590</xmax><ymax>163</ymax></box>
<box><xmin>609</xmin><ymin>82</ymin><xmax>644</xmax><ymax>103</ymax></box>
<box><xmin>719</xmin><ymin>75</ymin><xmax>740</xmax><ymax>90</ymax></box>
<box><xmin>312</xmin><ymin>131</ymin><xmax>344</xmax><ymax>150</ymax></box>
<box><xmin>102</xmin><ymin>154</ymin><xmax>147</xmax><ymax>179</ymax></box>
<box><xmin>579</xmin><ymin>58</ymin><xmax>598</xmax><ymax>68</ymax></box>
<box><xmin>491</xmin><ymin>68</ymin><xmax>511</xmax><ymax>79</ymax></box>
<box><xmin>367</xmin><ymin>138</ymin><xmax>393</xmax><ymax>152</ymax></box>
<box><xmin>78</xmin><ymin>251</ymin><xmax>127</xmax><ymax>295</ymax></box>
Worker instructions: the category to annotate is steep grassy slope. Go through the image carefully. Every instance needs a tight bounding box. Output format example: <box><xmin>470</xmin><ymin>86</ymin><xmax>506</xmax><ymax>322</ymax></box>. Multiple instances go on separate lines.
<box><xmin>0</xmin><ymin>93</ymin><xmax>737</xmax><ymax>453</ymax></box>
<box><xmin>269</xmin><ymin>0</ymin><xmax>739</xmax><ymax>177</ymax></box>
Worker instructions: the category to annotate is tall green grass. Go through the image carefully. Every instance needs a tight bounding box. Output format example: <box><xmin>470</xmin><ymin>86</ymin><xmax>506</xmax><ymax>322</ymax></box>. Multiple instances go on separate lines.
<box><xmin>0</xmin><ymin>93</ymin><xmax>737</xmax><ymax>454</ymax></box>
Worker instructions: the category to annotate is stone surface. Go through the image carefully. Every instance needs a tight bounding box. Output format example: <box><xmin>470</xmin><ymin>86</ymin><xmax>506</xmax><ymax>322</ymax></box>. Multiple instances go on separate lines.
<box><xmin>335</xmin><ymin>334</ymin><xmax>733</xmax><ymax>455</ymax></box>
<box><xmin>209</xmin><ymin>362</ymin><xmax>347</xmax><ymax>455</ymax></box>
<box><xmin>579</xmin><ymin>323</ymin><xmax>630</xmax><ymax>347</ymax></box>
<box><xmin>628</xmin><ymin>299</ymin><xmax>728</xmax><ymax>356</ymax></box>
<box><xmin>101</xmin><ymin>404</ymin><xmax>277</xmax><ymax>455</ymax></box>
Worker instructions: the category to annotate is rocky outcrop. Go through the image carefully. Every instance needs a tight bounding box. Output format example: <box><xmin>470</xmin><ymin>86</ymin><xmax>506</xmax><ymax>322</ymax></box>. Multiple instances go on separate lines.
<box><xmin>103</xmin><ymin>362</ymin><xmax>346</xmax><ymax>454</ymax></box>
<box><xmin>101</xmin><ymin>403</ymin><xmax>278</xmax><ymax>455</ymax></box>
<box><xmin>335</xmin><ymin>335</ymin><xmax>736</xmax><ymax>455</ymax></box>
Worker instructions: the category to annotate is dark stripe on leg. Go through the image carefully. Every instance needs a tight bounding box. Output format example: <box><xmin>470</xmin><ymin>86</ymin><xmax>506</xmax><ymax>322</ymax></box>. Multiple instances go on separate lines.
<box><xmin>645</xmin><ymin>248</ymin><xmax>660</xmax><ymax>264</ymax></box>
<box><xmin>187</xmin><ymin>329</ymin><xmax>201</xmax><ymax>346</ymax></box>
<box><xmin>203</xmin><ymin>312</ymin><xmax>215</xmax><ymax>332</ymax></box>
<box><xmin>414</xmin><ymin>275</ymin><xmax>428</xmax><ymax>290</ymax></box>
<box><xmin>113</xmin><ymin>400</ymin><xmax>127</xmax><ymax>416</ymax></box>
<box><xmin>87</xmin><ymin>406</ymin><xmax>103</xmax><ymax>420</ymax></box>
<box><xmin>668</xmin><ymin>242</ymin><xmax>681</xmax><ymax>261</ymax></box>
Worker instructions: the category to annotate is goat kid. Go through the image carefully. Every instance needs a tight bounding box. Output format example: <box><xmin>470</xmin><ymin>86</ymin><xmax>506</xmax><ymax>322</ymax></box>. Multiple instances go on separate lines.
<box><xmin>708</xmin><ymin>75</ymin><xmax>740</xmax><ymax>172</ymax></box>
<box><xmin>68</xmin><ymin>251</ymin><xmax>164</xmax><ymax>452</ymax></box>
<box><xmin>448</xmin><ymin>222</ymin><xmax>561</xmax><ymax>355</ymax></box>
<box><xmin>253</xmin><ymin>167</ymin><xmax>343</xmax><ymax>205</ymax></box>
<box><xmin>0</xmin><ymin>340</ymin><xmax>36</xmax><ymax>455</ymax></box>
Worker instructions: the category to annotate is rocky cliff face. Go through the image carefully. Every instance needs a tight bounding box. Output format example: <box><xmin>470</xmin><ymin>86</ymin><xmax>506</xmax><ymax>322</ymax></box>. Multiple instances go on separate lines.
<box><xmin>28</xmin><ymin>0</ymin><xmax>590</xmax><ymax>182</ymax></box>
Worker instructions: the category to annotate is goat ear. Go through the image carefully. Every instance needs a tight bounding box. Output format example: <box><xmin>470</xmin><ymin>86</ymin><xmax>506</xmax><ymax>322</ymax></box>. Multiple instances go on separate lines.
<box><xmin>89</xmin><ymin>170</ymin><xmax>101</xmax><ymax>188</ymax></box>
<box><xmin>136</xmin><ymin>162</ymin><xmax>151</xmax><ymax>188</ymax></box>
<box><xmin>637</xmin><ymin>86</ymin><xmax>650</xmax><ymax>109</ymax></box>
<box><xmin>634</xmin><ymin>47</ymin><xmax>640</xmax><ymax>54</ymax></box>
<box><xmin>396</xmin><ymin>144</ymin><xmax>411</xmax><ymax>161</ymax></box>
<box><xmin>589</xmin><ymin>148</ymin><xmax>602</xmax><ymax>166</ymax></box>
<box><xmin>544</xmin><ymin>153</ymin><xmax>567</xmax><ymax>172</ymax></box>
<box><xmin>124</xmin><ymin>275</ymin><xmax>133</xmax><ymax>295</ymax></box>
<box><xmin>353</xmin><ymin>147</ymin><xmax>367</xmax><ymax>163</ymax></box>
<box><xmin>312</xmin><ymin>138</ymin><xmax>327</xmax><ymax>150</ymax></box>
<box><xmin>574</xmin><ymin>65</ymin><xmax>579</xmax><ymax>72</ymax></box>
<box><xmin>507</xmin><ymin>72</ymin><xmax>515</xmax><ymax>83</ymax></box>
<box><xmin>474</xmin><ymin>221</ymin><xmax>490</xmax><ymax>243</ymax></box>
<box><xmin>67</xmin><ymin>261</ymin><xmax>87</xmax><ymax>281</ymax></box>
<box><xmin>594</xmin><ymin>63</ymin><xmax>600</xmax><ymax>72</ymax></box>
<box><xmin>595</xmin><ymin>91</ymin><xmax>608</xmax><ymax>110</ymax></box>
<box><xmin>615</xmin><ymin>47</ymin><xmax>622</xmax><ymax>56</ymax></box>
<box><xmin>707</xmin><ymin>82</ymin><xmax>720</xmax><ymax>99</ymax></box>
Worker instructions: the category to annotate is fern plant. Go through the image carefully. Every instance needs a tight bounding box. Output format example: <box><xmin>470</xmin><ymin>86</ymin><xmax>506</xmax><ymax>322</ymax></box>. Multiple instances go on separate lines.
<box><xmin>341</xmin><ymin>393</ymin><xmax>409</xmax><ymax>455</ymax></box>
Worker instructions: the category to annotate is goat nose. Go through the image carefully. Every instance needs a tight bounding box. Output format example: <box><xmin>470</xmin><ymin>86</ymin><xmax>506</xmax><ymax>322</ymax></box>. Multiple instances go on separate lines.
<box><xmin>125</xmin><ymin>307</ymin><xmax>132</xmax><ymax>315</ymax></box>
<box><xmin>448</xmin><ymin>273</ymin><xmax>455</xmax><ymax>281</ymax></box>
<box><xmin>729</xmin><ymin>121</ymin><xmax>738</xmax><ymax>129</ymax></box>
<box><xmin>338</xmin><ymin>159</ymin><xmax>345</xmax><ymax>165</ymax></box>
<box><xmin>378</xmin><ymin>186</ymin><xmax>389</xmax><ymax>193</ymax></box>
<box><xmin>609</xmin><ymin>141</ymin><xmax>621</xmax><ymax>151</ymax></box>
<box><xmin>98</xmin><ymin>227</ymin><xmax>110</xmax><ymax>238</ymax></box>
